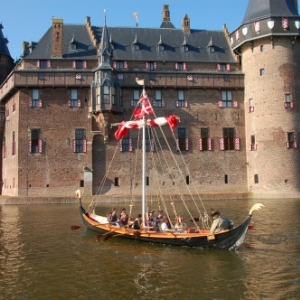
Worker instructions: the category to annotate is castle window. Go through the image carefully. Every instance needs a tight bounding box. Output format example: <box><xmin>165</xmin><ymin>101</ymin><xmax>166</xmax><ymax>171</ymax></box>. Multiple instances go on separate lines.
<box><xmin>12</xmin><ymin>131</ymin><xmax>16</xmax><ymax>156</ymax></box>
<box><xmin>145</xmin><ymin>62</ymin><xmax>157</xmax><ymax>71</ymax></box>
<box><xmin>72</xmin><ymin>61</ymin><xmax>87</xmax><ymax>69</ymax></box>
<box><xmin>69</xmin><ymin>89</ymin><xmax>81</xmax><ymax>108</ymax></box>
<box><xmin>131</xmin><ymin>90</ymin><xmax>141</xmax><ymax>107</ymax></box>
<box><xmin>221</xmin><ymin>91</ymin><xmax>233</xmax><ymax>107</ymax></box>
<box><xmin>287</xmin><ymin>132</ymin><xmax>297</xmax><ymax>149</ymax></box>
<box><xmin>176</xmin><ymin>90</ymin><xmax>187</xmax><ymax>108</ymax></box>
<box><xmin>254</xmin><ymin>174</ymin><xmax>259</xmax><ymax>184</ymax></box>
<box><xmin>176</xmin><ymin>128</ymin><xmax>188</xmax><ymax>151</ymax></box>
<box><xmin>102</xmin><ymin>85</ymin><xmax>110</xmax><ymax>104</ymax></box>
<box><xmin>260</xmin><ymin>45</ymin><xmax>264</xmax><ymax>52</ymax></box>
<box><xmin>113</xmin><ymin>61</ymin><xmax>128</xmax><ymax>70</ymax></box>
<box><xmin>153</xmin><ymin>90</ymin><xmax>163</xmax><ymax>107</ymax></box>
<box><xmin>284</xmin><ymin>93</ymin><xmax>293</xmax><ymax>108</ymax></box>
<box><xmin>250</xmin><ymin>135</ymin><xmax>257</xmax><ymax>151</ymax></box>
<box><xmin>120</xmin><ymin>136</ymin><xmax>132</xmax><ymax>152</ymax></box>
<box><xmin>249</xmin><ymin>98</ymin><xmax>254</xmax><ymax>112</ymax></box>
<box><xmin>260</xmin><ymin>68</ymin><xmax>265</xmax><ymax>76</ymax></box>
<box><xmin>29</xmin><ymin>129</ymin><xmax>42</xmax><ymax>154</ymax></box>
<box><xmin>219</xmin><ymin>128</ymin><xmax>240</xmax><ymax>151</ymax></box>
<box><xmin>73</xmin><ymin>129</ymin><xmax>87</xmax><ymax>153</ymax></box>
<box><xmin>175</xmin><ymin>62</ymin><xmax>187</xmax><ymax>71</ymax></box>
<box><xmin>31</xmin><ymin>89</ymin><xmax>42</xmax><ymax>108</ymax></box>
<box><xmin>199</xmin><ymin>128</ymin><xmax>211</xmax><ymax>151</ymax></box>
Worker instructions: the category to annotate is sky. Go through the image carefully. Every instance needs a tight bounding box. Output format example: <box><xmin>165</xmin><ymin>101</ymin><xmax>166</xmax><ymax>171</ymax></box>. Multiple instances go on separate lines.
<box><xmin>1</xmin><ymin>0</ymin><xmax>249</xmax><ymax>60</ymax></box>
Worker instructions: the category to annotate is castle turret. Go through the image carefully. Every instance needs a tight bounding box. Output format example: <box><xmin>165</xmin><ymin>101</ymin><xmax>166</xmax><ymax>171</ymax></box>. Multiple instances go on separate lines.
<box><xmin>231</xmin><ymin>0</ymin><xmax>300</xmax><ymax>196</ymax></box>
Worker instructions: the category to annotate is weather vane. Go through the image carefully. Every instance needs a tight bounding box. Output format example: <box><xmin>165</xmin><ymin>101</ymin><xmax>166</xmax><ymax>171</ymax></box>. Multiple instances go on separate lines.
<box><xmin>133</xmin><ymin>12</ymin><xmax>139</xmax><ymax>27</ymax></box>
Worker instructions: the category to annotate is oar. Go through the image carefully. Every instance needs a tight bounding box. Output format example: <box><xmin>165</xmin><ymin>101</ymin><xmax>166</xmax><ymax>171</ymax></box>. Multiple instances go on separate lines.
<box><xmin>71</xmin><ymin>223</ymin><xmax>107</xmax><ymax>230</ymax></box>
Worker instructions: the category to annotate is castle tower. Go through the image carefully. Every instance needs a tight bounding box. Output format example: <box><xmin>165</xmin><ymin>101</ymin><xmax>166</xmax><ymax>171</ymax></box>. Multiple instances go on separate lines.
<box><xmin>231</xmin><ymin>0</ymin><xmax>300</xmax><ymax>196</ymax></box>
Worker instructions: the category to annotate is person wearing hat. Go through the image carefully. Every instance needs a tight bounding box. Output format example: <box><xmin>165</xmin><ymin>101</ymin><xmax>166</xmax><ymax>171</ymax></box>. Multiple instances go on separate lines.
<box><xmin>133</xmin><ymin>213</ymin><xmax>142</xmax><ymax>230</ymax></box>
<box><xmin>210</xmin><ymin>210</ymin><xmax>233</xmax><ymax>233</ymax></box>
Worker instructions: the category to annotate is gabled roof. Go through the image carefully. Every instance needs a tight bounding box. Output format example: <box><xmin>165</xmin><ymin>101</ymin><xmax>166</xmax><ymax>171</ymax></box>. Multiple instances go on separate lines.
<box><xmin>242</xmin><ymin>0</ymin><xmax>299</xmax><ymax>25</ymax></box>
<box><xmin>25</xmin><ymin>23</ymin><xmax>236</xmax><ymax>63</ymax></box>
<box><xmin>0</xmin><ymin>23</ymin><xmax>11</xmax><ymax>57</ymax></box>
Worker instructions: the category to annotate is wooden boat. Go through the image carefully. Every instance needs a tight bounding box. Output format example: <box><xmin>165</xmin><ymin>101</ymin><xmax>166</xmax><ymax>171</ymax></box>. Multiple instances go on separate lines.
<box><xmin>74</xmin><ymin>81</ymin><xmax>264</xmax><ymax>250</ymax></box>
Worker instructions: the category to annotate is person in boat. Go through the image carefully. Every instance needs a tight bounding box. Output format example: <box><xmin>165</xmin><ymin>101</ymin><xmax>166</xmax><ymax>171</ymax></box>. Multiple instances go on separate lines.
<box><xmin>145</xmin><ymin>210</ymin><xmax>155</xmax><ymax>228</ymax></box>
<box><xmin>174</xmin><ymin>215</ymin><xmax>187</xmax><ymax>230</ymax></box>
<box><xmin>133</xmin><ymin>214</ymin><xmax>142</xmax><ymax>230</ymax></box>
<box><xmin>153</xmin><ymin>210</ymin><xmax>163</xmax><ymax>232</ymax></box>
<box><xmin>161</xmin><ymin>216</ymin><xmax>174</xmax><ymax>232</ymax></box>
<box><xmin>119</xmin><ymin>210</ymin><xmax>129</xmax><ymax>227</ymax></box>
<box><xmin>108</xmin><ymin>208</ymin><xmax>118</xmax><ymax>224</ymax></box>
<box><xmin>210</xmin><ymin>211</ymin><xmax>233</xmax><ymax>233</ymax></box>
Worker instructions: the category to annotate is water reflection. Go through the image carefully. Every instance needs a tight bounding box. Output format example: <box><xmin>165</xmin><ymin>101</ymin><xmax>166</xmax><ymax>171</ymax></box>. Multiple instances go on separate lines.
<box><xmin>0</xmin><ymin>199</ymin><xmax>299</xmax><ymax>299</ymax></box>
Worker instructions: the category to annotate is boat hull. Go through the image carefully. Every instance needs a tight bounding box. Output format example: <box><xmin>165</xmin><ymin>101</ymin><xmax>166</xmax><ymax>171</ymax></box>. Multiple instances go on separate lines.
<box><xmin>79</xmin><ymin>203</ymin><xmax>251</xmax><ymax>250</ymax></box>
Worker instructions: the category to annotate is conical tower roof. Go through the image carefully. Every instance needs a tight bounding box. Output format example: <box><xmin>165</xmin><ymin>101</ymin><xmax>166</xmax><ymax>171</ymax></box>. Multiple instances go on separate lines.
<box><xmin>242</xmin><ymin>0</ymin><xmax>298</xmax><ymax>25</ymax></box>
<box><xmin>230</xmin><ymin>0</ymin><xmax>300</xmax><ymax>51</ymax></box>
<box><xmin>0</xmin><ymin>23</ymin><xmax>11</xmax><ymax>57</ymax></box>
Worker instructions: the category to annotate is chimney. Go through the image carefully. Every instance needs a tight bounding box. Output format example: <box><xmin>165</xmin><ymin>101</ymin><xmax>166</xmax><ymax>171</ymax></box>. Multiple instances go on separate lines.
<box><xmin>52</xmin><ymin>19</ymin><xmax>63</xmax><ymax>58</ymax></box>
<box><xmin>162</xmin><ymin>5</ymin><xmax>170</xmax><ymax>22</ymax></box>
<box><xmin>182</xmin><ymin>14</ymin><xmax>190</xmax><ymax>34</ymax></box>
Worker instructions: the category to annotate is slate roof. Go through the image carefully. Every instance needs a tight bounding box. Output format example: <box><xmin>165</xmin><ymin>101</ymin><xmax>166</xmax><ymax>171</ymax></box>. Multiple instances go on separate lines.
<box><xmin>242</xmin><ymin>0</ymin><xmax>299</xmax><ymax>25</ymax></box>
<box><xmin>25</xmin><ymin>22</ymin><xmax>236</xmax><ymax>64</ymax></box>
<box><xmin>0</xmin><ymin>23</ymin><xmax>11</xmax><ymax>57</ymax></box>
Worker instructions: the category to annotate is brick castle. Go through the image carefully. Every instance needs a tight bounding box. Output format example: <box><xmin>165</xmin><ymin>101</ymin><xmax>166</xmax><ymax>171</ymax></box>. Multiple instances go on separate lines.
<box><xmin>0</xmin><ymin>0</ymin><xmax>300</xmax><ymax>199</ymax></box>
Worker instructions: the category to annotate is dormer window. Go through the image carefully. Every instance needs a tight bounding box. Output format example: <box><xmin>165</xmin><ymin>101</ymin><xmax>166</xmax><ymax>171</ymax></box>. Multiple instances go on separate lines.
<box><xmin>157</xmin><ymin>35</ymin><xmax>164</xmax><ymax>51</ymax></box>
<box><xmin>70</xmin><ymin>36</ymin><xmax>77</xmax><ymax>51</ymax></box>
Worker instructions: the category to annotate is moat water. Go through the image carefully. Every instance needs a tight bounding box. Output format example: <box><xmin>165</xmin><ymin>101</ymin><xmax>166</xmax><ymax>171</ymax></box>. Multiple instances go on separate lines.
<box><xmin>0</xmin><ymin>198</ymin><xmax>299</xmax><ymax>300</ymax></box>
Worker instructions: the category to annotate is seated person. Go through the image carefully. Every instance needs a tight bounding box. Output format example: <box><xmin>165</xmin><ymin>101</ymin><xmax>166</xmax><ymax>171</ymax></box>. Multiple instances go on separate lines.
<box><xmin>210</xmin><ymin>211</ymin><xmax>233</xmax><ymax>233</ymax></box>
<box><xmin>161</xmin><ymin>217</ymin><xmax>173</xmax><ymax>232</ymax></box>
<box><xmin>133</xmin><ymin>214</ymin><xmax>142</xmax><ymax>230</ymax></box>
<box><xmin>108</xmin><ymin>208</ymin><xmax>118</xmax><ymax>224</ymax></box>
<box><xmin>119</xmin><ymin>211</ymin><xmax>129</xmax><ymax>226</ymax></box>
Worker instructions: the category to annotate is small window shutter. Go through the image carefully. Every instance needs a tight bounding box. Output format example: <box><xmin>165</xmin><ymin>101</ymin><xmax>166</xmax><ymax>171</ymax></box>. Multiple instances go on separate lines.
<box><xmin>77</xmin><ymin>100</ymin><xmax>81</xmax><ymax>107</ymax></box>
<box><xmin>175</xmin><ymin>63</ymin><xmax>178</xmax><ymax>70</ymax></box>
<box><xmin>38</xmin><ymin>100</ymin><xmax>42</xmax><ymax>107</ymax></box>
<box><xmin>119</xmin><ymin>140</ymin><xmax>123</xmax><ymax>152</ymax></box>
<box><xmin>124</xmin><ymin>61</ymin><xmax>128</xmax><ymax>69</ymax></box>
<box><xmin>226</xmin><ymin>64</ymin><xmax>230</xmax><ymax>71</ymax></box>
<box><xmin>217</xmin><ymin>100</ymin><xmax>223</xmax><ymax>108</ymax></box>
<box><xmin>208</xmin><ymin>138</ymin><xmax>212</xmax><ymax>151</ymax></box>
<box><xmin>185</xmin><ymin>138</ymin><xmax>189</xmax><ymax>150</ymax></box>
<box><xmin>38</xmin><ymin>138</ymin><xmax>43</xmax><ymax>153</ymax></box>
<box><xmin>72</xmin><ymin>61</ymin><xmax>76</xmax><ymax>68</ymax></box>
<box><xmin>199</xmin><ymin>138</ymin><xmax>203</xmax><ymax>151</ymax></box>
<box><xmin>28</xmin><ymin>140</ymin><xmax>32</xmax><ymax>153</ymax></box>
<box><xmin>153</xmin><ymin>100</ymin><xmax>156</xmax><ymax>107</ymax></box>
<box><xmin>184</xmin><ymin>101</ymin><xmax>188</xmax><ymax>108</ymax></box>
<box><xmin>83</xmin><ymin>139</ymin><xmax>87</xmax><ymax>153</ymax></box>
<box><xmin>291</xmin><ymin>102</ymin><xmax>294</xmax><ymax>108</ymax></box>
<box><xmin>219</xmin><ymin>137</ymin><xmax>225</xmax><ymax>150</ymax></box>
<box><xmin>29</xmin><ymin>100</ymin><xmax>33</xmax><ymax>108</ymax></box>
<box><xmin>154</xmin><ymin>62</ymin><xmax>157</xmax><ymax>70</ymax></box>
<box><xmin>234</xmin><ymin>137</ymin><xmax>241</xmax><ymax>150</ymax></box>
<box><xmin>131</xmin><ymin>100</ymin><xmax>134</xmax><ymax>107</ymax></box>
<box><xmin>129</xmin><ymin>139</ymin><xmax>133</xmax><ymax>152</ymax></box>
<box><xmin>68</xmin><ymin>100</ymin><xmax>71</xmax><ymax>107</ymax></box>
<box><xmin>47</xmin><ymin>60</ymin><xmax>51</xmax><ymax>68</ymax></box>
<box><xmin>176</xmin><ymin>139</ymin><xmax>179</xmax><ymax>151</ymax></box>
<box><xmin>217</xmin><ymin>64</ymin><xmax>221</xmax><ymax>71</ymax></box>
<box><xmin>83</xmin><ymin>61</ymin><xmax>87</xmax><ymax>69</ymax></box>
<box><xmin>72</xmin><ymin>139</ymin><xmax>76</xmax><ymax>152</ymax></box>
<box><xmin>233</xmin><ymin>100</ymin><xmax>238</xmax><ymax>108</ymax></box>
<box><xmin>176</xmin><ymin>101</ymin><xmax>179</xmax><ymax>107</ymax></box>
<box><xmin>145</xmin><ymin>62</ymin><xmax>149</xmax><ymax>70</ymax></box>
<box><xmin>151</xmin><ymin>139</ymin><xmax>155</xmax><ymax>151</ymax></box>
<box><xmin>36</xmin><ymin>60</ymin><xmax>40</xmax><ymax>68</ymax></box>
<box><xmin>294</xmin><ymin>141</ymin><xmax>298</xmax><ymax>148</ymax></box>
<box><xmin>183</xmin><ymin>63</ymin><xmax>187</xmax><ymax>70</ymax></box>
<box><xmin>162</xmin><ymin>100</ymin><xmax>165</xmax><ymax>107</ymax></box>
<box><xmin>113</xmin><ymin>61</ymin><xmax>117</xmax><ymax>68</ymax></box>
<box><xmin>249</xmin><ymin>106</ymin><xmax>254</xmax><ymax>112</ymax></box>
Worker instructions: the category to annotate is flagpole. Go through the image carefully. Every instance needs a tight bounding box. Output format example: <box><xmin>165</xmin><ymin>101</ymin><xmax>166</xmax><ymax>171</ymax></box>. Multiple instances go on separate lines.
<box><xmin>142</xmin><ymin>86</ymin><xmax>146</xmax><ymax>227</ymax></box>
